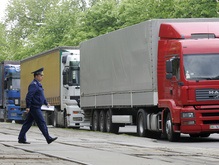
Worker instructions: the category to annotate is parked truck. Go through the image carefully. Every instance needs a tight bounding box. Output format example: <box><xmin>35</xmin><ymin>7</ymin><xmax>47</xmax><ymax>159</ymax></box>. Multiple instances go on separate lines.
<box><xmin>0</xmin><ymin>61</ymin><xmax>23</xmax><ymax>122</ymax></box>
<box><xmin>80</xmin><ymin>18</ymin><xmax>219</xmax><ymax>141</ymax></box>
<box><xmin>20</xmin><ymin>46</ymin><xmax>85</xmax><ymax>127</ymax></box>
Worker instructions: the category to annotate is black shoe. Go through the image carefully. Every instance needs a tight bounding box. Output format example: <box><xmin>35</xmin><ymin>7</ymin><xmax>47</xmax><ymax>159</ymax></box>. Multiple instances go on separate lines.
<box><xmin>47</xmin><ymin>137</ymin><xmax>58</xmax><ymax>144</ymax></box>
<box><xmin>18</xmin><ymin>141</ymin><xmax>31</xmax><ymax>144</ymax></box>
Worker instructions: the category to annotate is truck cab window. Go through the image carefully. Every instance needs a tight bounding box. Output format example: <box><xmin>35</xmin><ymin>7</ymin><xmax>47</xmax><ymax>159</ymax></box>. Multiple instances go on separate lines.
<box><xmin>5</xmin><ymin>78</ymin><xmax>20</xmax><ymax>90</ymax></box>
<box><xmin>184</xmin><ymin>54</ymin><xmax>219</xmax><ymax>80</ymax></box>
<box><xmin>172</xmin><ymin>57</ymin><xmax>180</xmax><ymax>80</ymax></box>
<box><xmin>168</xmin><ymin>57</ymin><xmax>180</xmax><ymax>80</ymax></box>
<box><xmin>63</xmin><ymin>61</ymin><xmax>80</xmax><ymax>86</ymax></box>
<box><xmin>69</xmin><ymin>61</ymin><xmax>80</xmax><ymax>86</ymax></box>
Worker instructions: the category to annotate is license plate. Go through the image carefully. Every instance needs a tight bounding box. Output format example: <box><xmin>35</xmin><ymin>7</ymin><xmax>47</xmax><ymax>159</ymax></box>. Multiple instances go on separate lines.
<box><xmin>210</xmin><ymin>125</ymin><xmax>219</xmax><ymax>129</ymax></box>
<box><xmin>11</xmin><ymin>113</ymin><xmax>17</xmax><ymax>117</ymax></box>
<box><xmin>73</xmin><ymin>117</ymin><xmax>82</xmax><ymax>121</ymax></box>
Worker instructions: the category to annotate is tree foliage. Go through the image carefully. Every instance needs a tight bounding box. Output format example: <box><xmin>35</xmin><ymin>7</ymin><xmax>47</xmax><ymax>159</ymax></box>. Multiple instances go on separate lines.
<box><xmin>0</xmin><ymin>0</ymin><xmax>218</xmax><ymax>61</ymax></box>
<box><xmin>20</xmin><ymin>0</ymin><xmax>85</xmax><ymax>59</ymax></box>
<box><xmin>0</xmin><ymin>23</ymin><xmax>8</xmax><ymax>61</ymax></box>
<box><xmin>78</xmin><ymin>0</ymin><xmax>119</xmax><ymax>38</ymax></box>
<box><xmin>173</xmin><ymin>0</ymin><xmax>218</xmax><ymax>18</ymax></box>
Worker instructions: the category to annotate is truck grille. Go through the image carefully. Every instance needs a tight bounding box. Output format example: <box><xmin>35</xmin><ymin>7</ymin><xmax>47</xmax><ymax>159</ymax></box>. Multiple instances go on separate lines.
<box><xmin>196</xmin><ymin>110</ymin><xmax>219</xmax><ymax>125</ymax></box>
<box><xmin>196</xmin><ymin>89</ymin><xmax>219</xmax><ymax>101</ymax></box>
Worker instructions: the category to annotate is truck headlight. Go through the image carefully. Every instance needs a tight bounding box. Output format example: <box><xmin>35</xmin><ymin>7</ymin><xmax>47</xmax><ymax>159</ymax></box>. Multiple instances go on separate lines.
<box><xmin>181</xmin><ymin>112</ymin><xmax>194</xmax><ymax>118</ymax></box>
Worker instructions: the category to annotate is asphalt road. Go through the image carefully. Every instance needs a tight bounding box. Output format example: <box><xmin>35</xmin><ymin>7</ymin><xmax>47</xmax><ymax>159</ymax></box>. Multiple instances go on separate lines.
<box><xmin>1</xmin><ymin>122</ymin><xmax>219</xmax><ymax>165</ymax></box>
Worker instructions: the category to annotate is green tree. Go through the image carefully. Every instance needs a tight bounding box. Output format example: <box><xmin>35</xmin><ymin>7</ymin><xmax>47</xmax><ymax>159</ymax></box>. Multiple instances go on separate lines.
<box><xmin>0</xmin><ymin>23</ymin><xmax>8</xmax><ymax>61</ymax></box>
<box><xmin>6</xmin><ymin>0</ymin><xmax>60</xmax><ymax>40</ymax></box>
<box><xmin>117</xmin><ymin>0</ymin><xmax>176</xmax><ymax>28</ymax></box>
<box><xmin>71</xmin><ymin>0</ymin><xmax>119</xmax><ymax>45</ymax></box>
<box><xmin>5</xmin><ymin>0</ymin><xmax>60</xmax><ymax>59</ymax></box>
<box><xmin>173</xmin><ymin>0</ymin><xmax>218</xmax><ymax>18</ymax></box>
<box><xmin>150</xmin><ymin>0</ymin><xmax>176</xmax><ymax>18</ymax></box>
<box><xmin>25</xmin><ymin>0</ymin><xmax>83</xmax><ymax>56</ymax></box>
<box><xmin>5</xmin><ymin>0</ymin><xmax>87</xmax><ymax>60</ymax></box>
<box><xmin>118</xmin><ymin>0</ymin><xmax>150</xmax><ymax>27</ymax></box>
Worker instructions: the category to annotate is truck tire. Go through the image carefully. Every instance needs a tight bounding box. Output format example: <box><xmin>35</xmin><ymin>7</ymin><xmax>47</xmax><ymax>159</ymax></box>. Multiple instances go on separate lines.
<box><xmin>92</xmin><ymin>110</ymin><xmax>100</xmax><ymax>131</ymax></box>
<box><xmin>99</xmin><ymin>110</ymin><xmax>106</xmax><ymax>132</ymax></box>
<box><xmin>52</xmin><ymin>110</ymin><xmax>57</xmax><ymax>127</ymax></box>
<box><xmin>106</xmin><ymin>109</ymin><xmax>119</xmax><ymax>134</ymax></box>
<box><xmin>165</xmin><ymin>112</ymin><xmax>180</xmax><ymax>142</ymax></box>
<box><xmin>63</xmin><ymin>111</ymin><xmax>68</xmax><ymax>128</ymax></box>
<box><xmin>137</xmin><ymin>109</ymin><xmax>149</xmax><ymax>137</ymax></box>
<box><xmin>4</xmin><ymin>109</ymin><xmax>7</xmax><ymax>122</ymax></box>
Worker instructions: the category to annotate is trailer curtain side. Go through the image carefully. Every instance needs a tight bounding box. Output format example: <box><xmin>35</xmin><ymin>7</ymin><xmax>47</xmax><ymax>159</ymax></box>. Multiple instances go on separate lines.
<box><xmin>20</xmin><ymin>49</ymin><xmax>61</xmax><ymax>108</ymax></box>
<box><xmin>80</xmin><ymin>20</ymin><xmax>158</xmax><ymax>108</ymax></box>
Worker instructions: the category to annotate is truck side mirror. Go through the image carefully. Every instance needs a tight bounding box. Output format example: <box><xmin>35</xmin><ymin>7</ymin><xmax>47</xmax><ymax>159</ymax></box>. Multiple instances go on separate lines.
<box><xmin>166</xmin><ymin>60</ymin><xmax>173</xmax><ymax>73</ymax></box>
<box><xmin>62</xmin><ymin>55</ymin><xmax>67</xmax><ymax>64</ymax></box>
<box><xmin>62</xmin><ymin>69</ymin><xmax>68</xmax><ymax>85</ymax></box>
<box><xmin>166</xmin><ymin>60</ymin><xmax>173</xmax><ymax>79</ymax></box>
<box><xmin>4</xmin><ymin>80</ymin><xmax>7</xmax><ymax>89</ymax></box>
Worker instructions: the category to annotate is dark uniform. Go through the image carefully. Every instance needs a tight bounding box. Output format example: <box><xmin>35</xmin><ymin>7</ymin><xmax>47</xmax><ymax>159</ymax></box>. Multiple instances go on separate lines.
<box><xmin>18</xmin><ymin>68</ymin><xmax>57</xmax><ymax>144</ymax></box>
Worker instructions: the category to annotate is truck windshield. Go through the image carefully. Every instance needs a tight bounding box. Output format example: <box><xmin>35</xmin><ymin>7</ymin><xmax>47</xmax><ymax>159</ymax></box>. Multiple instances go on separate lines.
<box><xmin>70</xmin><ymin>60</ymin><xmax>80</xmax><ymax>86</ymax></box>
<box><xmin>184</xmin><ymin>54</ymin><xmax>219</xmax><ymax>80</ymax></box>
<box><xmin>6</xmin><ymin>78</ymin><xmax>20</xmax><ymax>90</ymax></box>
<box><xmin>12</xmin><ymin>79</ymin><xmax>20</xmax><ymax>89</ymax></box>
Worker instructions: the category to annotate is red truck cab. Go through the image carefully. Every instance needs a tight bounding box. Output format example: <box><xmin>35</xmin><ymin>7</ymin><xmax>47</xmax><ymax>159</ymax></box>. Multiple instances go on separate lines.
<box><xmin>158</xmin><ymin>22</ymin><xmax>219</xmax><ymax>141</ymax></box>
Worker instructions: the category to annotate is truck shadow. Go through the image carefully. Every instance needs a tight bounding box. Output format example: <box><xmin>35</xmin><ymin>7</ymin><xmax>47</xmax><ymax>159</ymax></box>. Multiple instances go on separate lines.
<box><xmin>178</xmin><ymin>135</ymin><xmax>219</xmax><ymax>143</ymax></box>
<box><xmin>156</xmin><ymin>134</ymin><xmax>219</xmax><ymax>143</ymax></box>
<box><xmin>119</xmin><ymin>131</ymin><xmax>219</xmax><ymax>143</ymax></box>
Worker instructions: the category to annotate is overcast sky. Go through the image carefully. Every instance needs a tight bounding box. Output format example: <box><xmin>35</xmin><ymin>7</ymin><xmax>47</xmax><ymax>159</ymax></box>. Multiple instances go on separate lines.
<box><xmin>0</xmin><ymin>0</ymin><xmax>8</xmax><ymax>21</ymax></box>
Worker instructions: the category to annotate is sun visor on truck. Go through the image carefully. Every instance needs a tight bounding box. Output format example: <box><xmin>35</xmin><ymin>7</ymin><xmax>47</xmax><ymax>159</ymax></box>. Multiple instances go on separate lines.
<box><xmin>159</xmin><ymin>22</ymin><xmax>219</xmax><ymax>39</ymax></box>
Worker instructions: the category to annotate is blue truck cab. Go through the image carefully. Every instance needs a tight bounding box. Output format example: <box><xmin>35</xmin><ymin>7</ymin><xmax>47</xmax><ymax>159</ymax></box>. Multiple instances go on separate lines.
<box><xmin>0</xmin><ymin>61</ymin><xmax>23</xmax><ymax>122</ymax></box>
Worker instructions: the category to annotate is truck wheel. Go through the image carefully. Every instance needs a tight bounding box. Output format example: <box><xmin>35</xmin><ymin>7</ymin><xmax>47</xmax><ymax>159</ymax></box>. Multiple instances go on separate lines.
<box><xmin>92</xmin><ymin>110</ymin><xmax>100</xmax><ymax>131</ymax></box>
<box><xmin>52</xmin><ymin>110</ymin><xmax>57</xmax><ymax>127</ymax></box>
<box><xmin>63</xmin><ymin>111</ymin><xmax>68</xmax><ymax>128</ymax></box>
<box><xmin>137</xmin><ymin>109</ymin><xmax>148</xmax><ymax>137</ymax></box>
<box><xmin>99</xmin><ymin>110</ymin><xmax>106</xmax><ymax>132</ymax></box>
<box><xmin>165</xmin><ymin>112</ymin><xmax>180</xmax><ymax>142</ymax></box>
<box><xmin>106</xmin><ymin>109</ymin><xmax>119</xmax><ymax>134</ymax></box>
<box><xmin>4</xmin><ymin>109</ymin><xmax>7</xmax><ymax>122</ymax></box>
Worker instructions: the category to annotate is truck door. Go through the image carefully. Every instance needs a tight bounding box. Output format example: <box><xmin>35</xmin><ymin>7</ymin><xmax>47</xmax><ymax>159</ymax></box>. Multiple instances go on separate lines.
<box><xmin>62</xmin><ymin>60</ymin><xmax>80</xmax><ymax>104</ymax></box>
<box><xmin>166</xmin><ymin>56</ymin><xmax>181</xmax><ymax>104</ymax></box>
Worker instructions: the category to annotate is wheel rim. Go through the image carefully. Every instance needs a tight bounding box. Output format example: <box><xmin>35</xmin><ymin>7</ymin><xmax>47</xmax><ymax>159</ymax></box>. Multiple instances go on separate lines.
<box><xmin>166</xmin><ymin>118</ymin><xmax>171</xmax><ymax>137</ymax></box>
<box><xmin>106</xmin><ymin>111</ymin><xmax>110</xmax><ymax>132</ymax></box>
<box><xmin>53</xmin><ymin>117</ymin><xmax>57</xmax><ymax>127</ymax></box>
<box><xmin>100</xmin><ymin>112</ymin><xmax>104</xmax><ymax>131</ymax></box>
<box><xmin>165</xmin><ymin>113</ymin><xmax>181</xmax><ymax>142</ymax></box>
<box><xmin>53</xmin><ymin>110</ymin><xmax>57</xmax><ymax>127</ymax></box>
<box><xmin>64</xmin><ymin>113</ymin><xmax>67</xmax><ymax>128</ymax></box>
<box><xmin>138</xmin><ymin>114</ymin><xmax>144</xmax><ymax>134</ymax></box>
<box><xmin>93</xmin><ymin>112</ymin><xmax>98</xmax><ymax>130</ymax></box>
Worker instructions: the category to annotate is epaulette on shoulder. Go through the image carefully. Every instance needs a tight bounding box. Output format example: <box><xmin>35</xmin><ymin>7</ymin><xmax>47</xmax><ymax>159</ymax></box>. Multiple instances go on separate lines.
<box><xmin>31</xmin><ymin>81</ymin><xmax>37</xmax><ymax>85</ymax></box>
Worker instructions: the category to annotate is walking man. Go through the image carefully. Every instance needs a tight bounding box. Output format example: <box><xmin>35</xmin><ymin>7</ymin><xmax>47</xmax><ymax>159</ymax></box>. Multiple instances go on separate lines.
<box><xmin>18</xmin><ymin>67</ymin><xmax>57</xmax><ymax>144</ymax></box>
